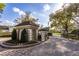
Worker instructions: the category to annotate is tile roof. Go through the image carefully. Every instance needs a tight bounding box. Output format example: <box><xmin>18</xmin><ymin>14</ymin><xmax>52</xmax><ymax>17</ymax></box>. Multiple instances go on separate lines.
<box><xmin>15</xmin><ymin>21</ymin><xmax>39</xmax><ymax>27</ymax></box>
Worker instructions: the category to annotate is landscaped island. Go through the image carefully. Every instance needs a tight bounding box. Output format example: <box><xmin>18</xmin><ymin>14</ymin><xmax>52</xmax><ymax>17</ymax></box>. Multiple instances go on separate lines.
<box><xmin>1</xmin><ymin>12</ymin><xmax>51</xmax><ymax>48</ymax></box>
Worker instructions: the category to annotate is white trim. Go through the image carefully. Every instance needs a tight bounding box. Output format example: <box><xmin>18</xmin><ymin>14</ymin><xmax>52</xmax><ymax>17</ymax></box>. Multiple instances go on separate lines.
<box><xmin>14</xmin><ymin>25</ymin><xmax>38</xmax><ymax>29</ymax></box>
<box><xmin>36</xmin><ymin>30</ymin><xmax>38</xmax><ymax>40</ymax></box>
<box><xmin>16</xmin><ymin>29</ymin><xmax>18</xmax><ymax>40</ymax></box>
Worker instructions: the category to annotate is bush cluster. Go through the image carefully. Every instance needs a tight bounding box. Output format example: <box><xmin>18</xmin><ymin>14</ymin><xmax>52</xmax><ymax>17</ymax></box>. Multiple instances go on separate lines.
<box><xmin>11</xmin><ymin>29</ymin><xmax>17</xmax><ymax>41</ymax></box>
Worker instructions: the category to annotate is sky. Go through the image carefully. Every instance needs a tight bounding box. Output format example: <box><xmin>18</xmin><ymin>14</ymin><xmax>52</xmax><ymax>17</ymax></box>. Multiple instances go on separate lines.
<box><xmin>0</xmin><ymin>3</ymin><xmax>64</xmax><ymax>27</ymax></box>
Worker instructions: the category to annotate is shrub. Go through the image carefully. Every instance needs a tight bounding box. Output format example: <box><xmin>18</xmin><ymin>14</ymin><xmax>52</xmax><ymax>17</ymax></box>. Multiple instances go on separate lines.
<box><xmin>70</xmin><ymin>29</ymin><xmax>79</xmax><ymax>35</ymax></box>
<box><xmin>11</xmin><ymin>29</ymin><xmax>17</xmax><ymax>41</ymax></box>
<box><xmin>48</xmin><ymin>32</ymin><xmax>52</xmax><ymax>36</ymax></box>
<box><xmin>61</xmin><ymin>30</ymin><xmax>69</xmax><ymax>38</ymax></box>
<box><xmin>69</xmin><ymin>29</ymin><xmax>79</xmax><ymax>40</ymax></box>
<box><xmin>61</xmin><ymin>33</ymin><xmax>68</xmax><ymax>38</ymax></box>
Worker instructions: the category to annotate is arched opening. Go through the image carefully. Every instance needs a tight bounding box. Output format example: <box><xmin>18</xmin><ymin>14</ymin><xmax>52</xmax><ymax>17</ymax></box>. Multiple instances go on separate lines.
<box><xmin>38</xmin><ymin>33</ymin><xmax>41</xmax><ymax>41</ymax></box>
<box><xmin>20</xmin><ymin>29</ymin><xmax>28</xmax><ymax>43</ymax></box>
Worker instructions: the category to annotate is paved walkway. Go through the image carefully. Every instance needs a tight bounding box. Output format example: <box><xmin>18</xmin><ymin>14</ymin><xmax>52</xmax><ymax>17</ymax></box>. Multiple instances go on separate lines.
<box><xmin>0</xmin><ymin>37</ymin><xmax>79</xmax><ymax>56</ymax></box>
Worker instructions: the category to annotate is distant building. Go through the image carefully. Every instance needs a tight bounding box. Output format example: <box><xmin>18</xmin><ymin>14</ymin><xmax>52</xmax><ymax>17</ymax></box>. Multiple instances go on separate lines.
<box><xmin>0</xmin><ymin>25</ymin><xmax>14</xmax><ymax>32</ymax></box>
<box><xmin>39</xmin><ymin>27</ymin><xmax>49</xmax><ymax>41</ymax></box>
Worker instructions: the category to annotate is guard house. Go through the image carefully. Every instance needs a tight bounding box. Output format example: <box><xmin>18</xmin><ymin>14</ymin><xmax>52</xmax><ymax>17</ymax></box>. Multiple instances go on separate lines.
<box><xmin>39</xmin><ymin>27</ymin><xmax>49</xmax><ymax>41</ymax></box>
<box><xmin>14</xmin><ymin>21</ymin><xmax>39</xmax><ymax>42</ymax></box>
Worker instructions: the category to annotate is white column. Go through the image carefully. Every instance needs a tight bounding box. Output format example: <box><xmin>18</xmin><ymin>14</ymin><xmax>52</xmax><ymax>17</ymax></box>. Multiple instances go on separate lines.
<box><xmin>36</xmin><ymin>30</ymin><xmax>38</xmax><ymax>40</ymax></box>
<box><xmin>28</xmin><ymin>29</ymin><xmax>32</xmax><ymax>41</ymax></box>
<box><xmin>16</xmin><ymin>29</ymin><xmax>19</xmax><ymax>40</ymax></box>
<box><xmin>19</xmin><ymin>29</ymin><xmax>22</xmax><ymax>40</ymax></box>
<box><xmin>41</xmin><ymin>31</ymin><xmax>45</xmax><ymax>41</ymax></box>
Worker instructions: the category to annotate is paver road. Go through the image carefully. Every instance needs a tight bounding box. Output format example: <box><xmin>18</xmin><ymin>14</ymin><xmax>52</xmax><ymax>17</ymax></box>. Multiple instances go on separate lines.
<box><xmin>0</xmin><ymin>37</ymin><xmax>79</xmax><ymax>56</ymax></box>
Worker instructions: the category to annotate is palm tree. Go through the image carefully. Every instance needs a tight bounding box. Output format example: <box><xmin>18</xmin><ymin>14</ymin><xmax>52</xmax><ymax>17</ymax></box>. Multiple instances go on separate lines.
<box><xmin>15</xmin><ymin>12</ymin><xmax>38</xmax><ymax>24</ymax></box>
<box><xmin>0</xmin><ymin>3</ymin><xmax>5</xmax><ymax>13</ymax></box>
<box><xmin>0</xmin><ymin>3</ymin><xmax>5</xmax><ymax>18</ymax></box>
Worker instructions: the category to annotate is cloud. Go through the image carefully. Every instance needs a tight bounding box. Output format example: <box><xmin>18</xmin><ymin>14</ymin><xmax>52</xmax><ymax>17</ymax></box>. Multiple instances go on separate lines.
<box><xmin>13</xmin><ymin>7</ymin><xmax>20</xmax><ymax>12</ymax></box>
<box><xmin>13</xmin><ymin>7</ymin><xmax>26</xmax><ymax>16</ymax></box>
<box><xmin>0</xmin><ymin>20</ymin><xmax>15</xmax><ymax>26</ymax></box>
<box><xmin>52</xmin><ymin>3</ymin><xmax>64</xmax><ymax>13</ymax></box>
<box><xmin>43</xmin><ymin>3</ymin><xmax>64</xmax><ymax>13</ymax></box>
<box><xmin>12</xmin><ymin>4</ymin><xmax>64</xmax><ymax>27</ymax></box>
<box><xmin>18</xmin><ymin>11</ymin><xmax>26</xmax><ymax>16</ymax></box>
<box><xmin>43</xmin><ymin>4</ymin><xmax>51</xmax><ymax>12</ymax></box>
<box><xmin>31</xmin><ymin>11</ymin><xmax>49</xmax><ymax>26</ymax></box>
<box><xmin>30</xmin><ymin>12</ymin><xmax>37</xmax><ymax>18</ymax></box>
<box><xmin>40</xmin><ymin>3</ymin><xmax>64</xmax><ymax>26</ymax></box>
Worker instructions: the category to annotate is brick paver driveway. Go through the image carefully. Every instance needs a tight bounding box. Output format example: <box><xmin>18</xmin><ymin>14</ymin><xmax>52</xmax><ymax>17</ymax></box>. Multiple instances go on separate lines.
<box><xmin>0</xmin><ymin>37</ymin><xmax>79</xmax><ymax>56</ymax></box>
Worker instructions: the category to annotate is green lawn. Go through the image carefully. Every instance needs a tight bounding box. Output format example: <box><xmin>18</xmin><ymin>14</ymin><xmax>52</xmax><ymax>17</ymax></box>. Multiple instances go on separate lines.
<box><xmin>0</xmin><ymin>32</ymin><xmax>11</xmax><ymax>37</ymax></box>
<box><xmin>53</xmin><ymin>32</ymin><xmax>61</xmax><ymax>37</ymax></box>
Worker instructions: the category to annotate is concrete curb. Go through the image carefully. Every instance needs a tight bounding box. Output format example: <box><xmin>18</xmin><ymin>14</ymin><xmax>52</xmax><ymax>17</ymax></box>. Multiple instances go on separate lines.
<box><xmin>0</xmin><ymin>41</ymin><xmax>41</xmax><ymax>49</ymax></box>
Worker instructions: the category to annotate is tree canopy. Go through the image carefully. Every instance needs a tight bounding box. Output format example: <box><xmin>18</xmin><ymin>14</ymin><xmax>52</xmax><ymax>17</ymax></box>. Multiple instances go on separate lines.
<box><xmin>49</xmin><ymin>3</ymin><xmax>79</xmax><ymax>34</ymax></box>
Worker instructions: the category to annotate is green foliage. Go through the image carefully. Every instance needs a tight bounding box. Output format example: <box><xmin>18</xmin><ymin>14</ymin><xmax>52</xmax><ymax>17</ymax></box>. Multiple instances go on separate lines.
<box><xmin>0</xmin><ymin>3</ymin><xmax>6</xmax><ymax>18</ymax></box>
<box><xmin>0</xmin><ymin>32</ymin><xmax>11</xmax><ymax>37</ymax></box>
<box><xmin>70</xmin><ymin>29</ymin><xmax>79</xmax><ymax>39</ymax></box>
<box><xmin>71</xmin><ymin>29</ymin><xmax>79</xmax><ymax>35</ymax></box>
<box><xmin>62</xmin><ymin>29</ymin><xmax>79</xmax><ymax>40</ymax></box>
<box><xmin>11</xmin><ymin>29</ymin><xmax>17</xmax><ymax>41</ymax></box>
<box><xmin>49</xmin><ymin>3</ymin><xmax>78</xmax><ymax>37</ymax></box>
<box><xmin>15</xmin><ymin>12</ymin><xmax>37</xmax><ymax>24</ymax></box>
<box><xmin>48</xmin><ymin>32</ymin><xmax>52</xmax><ymax>36</ymax></box>
<box><xmin>0</xmin><ymin>3</ymin><xmax>5</xmax><ymax>13</ymax></box>
<box><xmin>53</xmin><ymin>32</ymin><xmax>61</xmax><ymax>37</ymax></box>
<box><xmin>65</xmin><ymin>3</ymin><xmax>79</xmax><ymax>24</ymax></box>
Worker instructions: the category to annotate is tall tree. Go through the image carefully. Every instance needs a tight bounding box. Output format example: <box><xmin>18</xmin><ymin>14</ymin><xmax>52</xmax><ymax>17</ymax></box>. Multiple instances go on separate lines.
<box><xmin>49</xmin><ymin>5</ymin><xmax>75</xmax><ymax>37</ymax></box>
<box><xmin>64</xmin><ymin>3</ymin><xmax>79</xmax><ymax>24</ymax></box>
